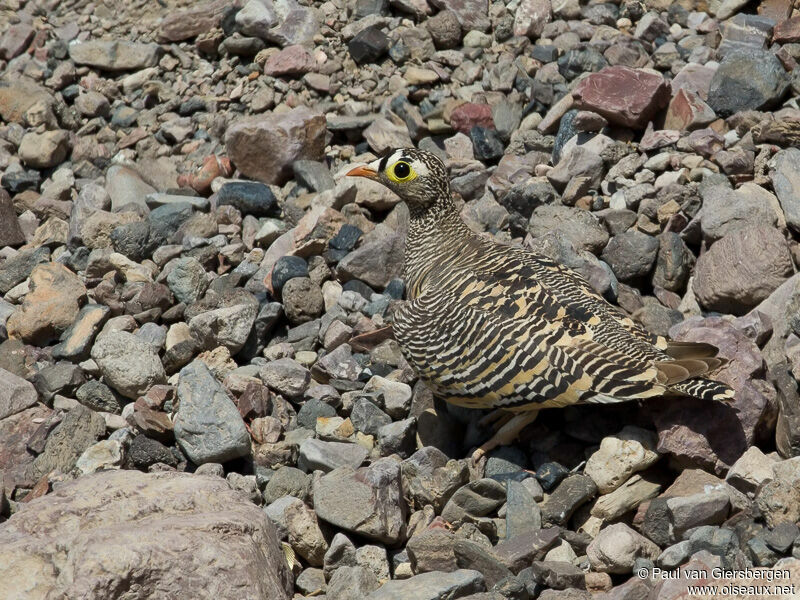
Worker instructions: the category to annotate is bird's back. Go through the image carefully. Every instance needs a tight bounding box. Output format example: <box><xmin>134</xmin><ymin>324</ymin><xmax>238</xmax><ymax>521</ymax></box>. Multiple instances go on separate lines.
<box><xmin>394</xmin><ymin>227</ymin><xmax>735</xmax><ymax>411</ymax></box>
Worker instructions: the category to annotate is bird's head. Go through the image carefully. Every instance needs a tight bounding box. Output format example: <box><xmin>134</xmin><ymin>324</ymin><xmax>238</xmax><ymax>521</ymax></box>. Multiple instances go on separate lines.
<box><xmin>346</xmin><ymin>148</ymin><xmax>450</xmax><ymax>214</ymax></box>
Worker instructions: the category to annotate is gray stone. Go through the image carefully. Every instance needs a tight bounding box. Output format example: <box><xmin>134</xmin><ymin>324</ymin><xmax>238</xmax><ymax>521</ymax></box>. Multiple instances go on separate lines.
<box><xmin>771</xmin><ymin>147</ymin><xmax>800</xmax><ymax>234</ymax></box>
<box><xmin>68</xmin><ymin>40</ymin><xmax>161</xmax><ymax>71</ymax></box>
<box><xmin>0</xmin><ymin>367</ymin><xmax>38</xmax><ymax>420</ymax></box>
<box><xmin>0</xmin><ymin>247</ymin><xmax>50</xmax><ymax>294</ymax></box>
<box><xmin>263</xmin><ymin>467</ymin><xmax>310</xmax><ymax>504</ymax></box>
<box><xmin>18</xmin><ymin>130</ymin><xmax>71</xmax><ymax>168</ymax></box>
<box><xmin>32</xmin><ymin>404</ymin><xmax>106</xmax><ymax>478</ymax></box>
<box><xmin>441</xmin><ymin>478</ymin><xmax>506</xmax><ymax>523</ymax></box>
<box><xmin>492</xmin><ymin>527</ymin><xmax>561</xmax><ymax>573</ymax></box>
<box><xmin>707</xmin><ymin>50</ymin><xmax>789</xmax><ymax>116</ymax></box>
<box><xmin>166</xmin><ymin>257</ymin><xmax>209</xmax><ymax>304</ymax></box>
<box><xmin>351</xmin><ymin>397</ymin><xmax>392</xmax><ymax>436</ymax></box>
<box><xmin>401</xmin><ymin>447</ymin><xmax>469</xmax><ymax>512</ymax></box>
<box><xmin>260</xmin><ymin>358</ymin><xmax>310</xmax><ymax>399</ymax></box>
<box><xmin>693</xmin><ymin>226</ymin><xmax>793</xmax><ymax>315</ymax></box>
<box><xmin>314</xmin><ymin>458</ymin><xmax>406</xmax><ymax>544</ymax></box>
<box><xmin>506</xmin><ymin>480</ymin><xmax>542</xmax><ymax>539</ymax></box>
<box><xmin>189</xmin><ymin>303</ymin><xmax>258</xmax><ymax>355</ymax></box>
<box><xmin>328</xmin><ymin>565</ymin><xmax>381</xmax><ymax>600</ymax></box>
<box><xmin>365</xmin><ymin>569</ymin><xmax>486</xmax><ymax>600</ymax></box>
<box><xmin>297</xmin><ymin>438</ymin><xmax>368</xmax><ymax>473</ymax></box>
<box><xmin>91</xmin><ymin>330</ymin><xmax>166</xmax><ymax>399</ymax></box>
<box><xmin>528</xmin><ymin>205</ymin><xmax>609</xmax><ymax>254</ymax></box>
<box><xmin>601</xmin><ymin>230</ymin><xmax>659</xmax><ymax>282</ymax></box>
<box><xmin>173</xmin><ymin>361</ymin><xmax>251</xmax><ymax>465</ymax></box>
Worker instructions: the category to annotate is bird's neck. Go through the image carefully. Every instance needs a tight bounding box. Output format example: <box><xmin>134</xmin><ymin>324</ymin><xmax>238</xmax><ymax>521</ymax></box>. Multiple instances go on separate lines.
<box><xmin>403</xmin><ymin>192</ymin><xmax>478</xmax><ymax>298</ymax></box>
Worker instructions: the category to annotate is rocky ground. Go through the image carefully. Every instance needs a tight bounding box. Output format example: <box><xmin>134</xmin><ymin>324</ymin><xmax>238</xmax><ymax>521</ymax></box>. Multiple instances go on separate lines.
<box><xmin>1</xmin><ymin>0</ymin><xmax>800</xmax><ymax>598</ymax></box>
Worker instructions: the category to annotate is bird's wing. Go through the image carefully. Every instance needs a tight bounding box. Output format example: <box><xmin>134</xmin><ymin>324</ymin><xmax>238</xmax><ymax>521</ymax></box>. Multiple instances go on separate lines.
<box><xmin>392</xmin><ymin>268</ymin><xmax>669</xmax><ymax>412</ymax></box>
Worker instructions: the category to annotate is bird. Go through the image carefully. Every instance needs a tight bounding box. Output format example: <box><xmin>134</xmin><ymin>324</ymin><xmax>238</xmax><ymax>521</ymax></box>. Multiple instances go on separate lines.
<box><xmin>346</xmin><ymin>148</ymin><xmax>735</xmax><ymax>462</ymax></box>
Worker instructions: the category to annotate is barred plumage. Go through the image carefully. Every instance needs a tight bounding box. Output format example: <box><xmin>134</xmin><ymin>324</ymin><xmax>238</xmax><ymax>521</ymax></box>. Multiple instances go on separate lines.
<box><xmin>347</xmin><ymin>148</ymin><xmax>735</xmax><ymax>458</ymax></box>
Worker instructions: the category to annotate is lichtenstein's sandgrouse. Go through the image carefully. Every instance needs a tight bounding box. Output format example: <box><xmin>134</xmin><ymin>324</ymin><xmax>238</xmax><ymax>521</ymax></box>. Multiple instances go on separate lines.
<box><xmin>347</xmin><ymin>148</ymin><xmax>735</xmax><ymax>461</ymax></box>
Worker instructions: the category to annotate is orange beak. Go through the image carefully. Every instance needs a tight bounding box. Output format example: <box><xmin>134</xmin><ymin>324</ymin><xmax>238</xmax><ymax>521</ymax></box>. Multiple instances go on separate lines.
<box><xmin>346</xmin><ymin>165</ymin><xmax>379</xmax><ymax>179</ymax></box>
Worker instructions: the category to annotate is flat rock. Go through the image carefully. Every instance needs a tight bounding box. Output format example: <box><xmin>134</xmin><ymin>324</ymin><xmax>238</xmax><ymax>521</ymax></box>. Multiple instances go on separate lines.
<box><xmin>365</xmin><ymin>569</ymin><xmax>485</xmax><ymax>600</ymax></box>
<box><xmin>0</xmin><ymin>470</ymin><xmax>292</xmax><ymax>599</ymax></box>
<box><xmin>314</xmin><ymin>458</ymin><xmax>406</xmax><ymax>544</ymax></box>
<box><xmin>770</xmin><ymin>147</ymin><xmax>800</xmax><ymax>233</ymax></box>
<box><xmin>225</xmin><ymin>107</ymin><xmax>327</xmax><ymax>185</ymax></box>
<box><xmin>0</xmin><ymin>189</ymin><xmax>25</xmax><ymax>247</ymax></box>
<box><xmin>573</xmin><ymin>66</ymin><xmax>671</xmax><ymax>129</ymax></box>
<box><xmin>0</xmin><ymin>366</ymin><xmax>38</xmax><ymax>420</ymax></box>
<box><xmin>6</xmin><ymin>263</ymin><xmax>86</xmax><ymax>345</ymax></box>
<box><xmin>189</xmin><ymin>303</ymin><xmax>259</xmax><ymax>355</ymax></box>
<box><xmin>68</xmin><ymin>40</ymin><xmax>162</xmax><ymax>71</ymax></box>
<box><xmin>174</xmin><ymin>360</ymin><xmax>251</xmax><ymax>465</ymax></box>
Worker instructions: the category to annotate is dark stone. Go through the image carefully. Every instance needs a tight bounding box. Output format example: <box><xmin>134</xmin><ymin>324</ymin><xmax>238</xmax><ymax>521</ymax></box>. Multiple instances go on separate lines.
<box><xmin>535</xmin><ymin>461</ymin><xmax>569</xmax><ymax>491</ymax></box>
<box><xmin>540</xmin><ymin>474</ymin><xmax>597</xmax><ymax>526</ymax></box>
<box><xmin>601</xmin><ymin>230</ymin><xmax>659</xmax><ymax>282</ymax></box>
<box><xmin>532</xmin><ymin>45</ymin><xmax>559</xmax><ymax>63</ymax></box>
<box><xmin>342</xmin><ymin>279</ymin><xmax>374</xmax><ymax>300</ymax></box>
<box><xmin>492</xmin><ymin>527</ymin><xmax>561</xmax><ymax>573</ymax></box>
<box><xmin>764</xmin><ymin>521</ymin><xmax>799</xmax><ymax>553</ymax></box>
<box><xmin>111</xmin><ymin>105</ymin><xmax>138</xmax><ymax>127</ymax></box>
<box><xmin>0</xmin><ymin>189</ymin><xmax>25</xmax><ymax>247</ymax></box>
<box><xmin>296</xmin><ymin>398</ymin><xmax>337</xmax><ymax>429</ymax></box>
<box><xmin>33</xmin><ymin>362</ymin><xmax>85</xmax><ymax>403</ymax></box>
<box><xmin>111</xmin><ymin>220</ymin><xmax>152</xmax><ymax>261</ymax></box>
<box><xmin>707</xmin><ymin>49</ymin><xmax>790</xmax><ymax>117</ymax></box>
<box><xmin>641</xmin><ymin>497</ymin><xmax>672</xmax><ymax>546</ymax></box>
<box><xmin>471</xmin><ymin>126</ymin><xmax>504</xmax><ymax>163</ymax></box>
<box><xmin>216</xmin><ymin>181</ymin><xmax>278</xmax><ymax>217</ymax></box>
<box><xmin>384</xmin><ymin>278</ymin><xmax>405</xmax><ymax>299</ymax></box>
<box><xmin>530</xmin><ymin>561</ymin><xmax>586</xmax><ymax>590</ymax></box>
<box><xmin>350</xmin><ymin>396</ymin><xmax>392</xmax><ymax>436</ymax></box>
<box><xmin>348</xmin><ymin>26</ymin><xmax>389</xmax><ymax>65</ymax></box>
<box><xmin>76</xmin><ymin>380</ymin><xmax>126</xmax><ymax>414</ymax></box>
<box><xmin>1</xmin><ymin>169</ymin><xmax>41</xmax><ymax>194</ymax></box>
<box><xmin>271</xmin><ymin>256</ymin><xmax>309</xmax><ymax>295</ymax></box>
<box><xmin>557</xmin><ymin>47</ymin><xmax>607</xmax><ymax>81</ymax></box>
<box><xmin>128</xmin><ymin>434</ymin><xmax>178</xmax><ymax>469</ymax></box>
<box><xmin>329</xmin><ymin>224</ymin><xmax>363</xmax><ymax>252</ymax></box>
<box><xmin>147</xmin><ymin>202</ymin><xmax>194</xmax><ymax>247</ymax></box>
<box><xmin>0</xmin><ymin>247</ymin><xmax>50</xmax><ymax>294</ymax></box>
<box><xmin>552</xmin><ymin>110</ymin><xmax>578</xmax><ymax>165</ymax></box>
<box><xmin>178</xmin><ymin>97</ymin><xmax>207</xmax><ymax>116</ymax></box>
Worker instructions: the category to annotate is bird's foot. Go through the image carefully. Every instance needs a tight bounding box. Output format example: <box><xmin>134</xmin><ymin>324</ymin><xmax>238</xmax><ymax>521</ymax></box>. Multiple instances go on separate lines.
<box><xmin>478</xmin><ymin>408</ymin><xmax>514</xmax><ymax>430</ymax></box>
<box><xmin>470</xmin><ymin>411</ymin><xmax>540</xmax><ymax>466</ymax></box>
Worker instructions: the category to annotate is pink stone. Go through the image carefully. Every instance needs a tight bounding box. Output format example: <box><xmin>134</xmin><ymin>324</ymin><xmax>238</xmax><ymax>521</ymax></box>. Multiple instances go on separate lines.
<box><xmin>263</xmin><ymin>45</ymin><xmax>317</xmax><ymax>77</ymax></box>
<box><xmin>448</xmin><ymin>103</ymin><xmax>495</xmax><ymax>134</ymax></box>
<box><xmin>157</xmin><ymin>0</ymin><xmax>230</xmax><ymax>43</ymax></box>
<box><xmin>573</xmin><ymin>66</ymin><xmax>671</xmax><ymax>129</ymax></box>
<box><xmin>671</xmin><ymin>63</ymin><xmax>716</xmax><ymax>101</ymax></box>
<box><xmin>0</xmin><ymin>24</ymin><xmax>34</xmax><ymax>61</ymax></box>
<box><xmin>513</xmin><ymin>0</ymin><xmax>553</xmax><ymax>38</ymax></box>
<box><xmin>663</xmin><ymin>88</ymin><xmax>716</xmax><ymax>131</ymax></box>
<box><xmin>774</xmin><ymin>15</ymin><xmax>800</xmax><ymax>43</ymax></box>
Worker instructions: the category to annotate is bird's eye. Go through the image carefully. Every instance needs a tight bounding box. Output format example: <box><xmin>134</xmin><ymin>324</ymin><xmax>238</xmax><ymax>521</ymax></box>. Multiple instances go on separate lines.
<box><xmin>388</xmin><ymin>161</ymin><xmax>414</xmax><ymax>182</ymax></box>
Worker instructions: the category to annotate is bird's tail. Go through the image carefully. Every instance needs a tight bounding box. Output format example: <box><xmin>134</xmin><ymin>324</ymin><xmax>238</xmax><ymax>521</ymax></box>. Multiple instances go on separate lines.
<box><xmin>668</xmin><ymin>377</ymin><xmax>735</xmax><ymax>402</ymax></box>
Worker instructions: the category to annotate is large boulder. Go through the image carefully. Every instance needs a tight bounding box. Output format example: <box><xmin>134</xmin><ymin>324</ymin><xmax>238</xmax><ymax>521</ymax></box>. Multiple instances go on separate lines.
<box><xmin>0</xmin><ymin>470</ymin><xmax>292</xmax><ymax>599</ymax></box>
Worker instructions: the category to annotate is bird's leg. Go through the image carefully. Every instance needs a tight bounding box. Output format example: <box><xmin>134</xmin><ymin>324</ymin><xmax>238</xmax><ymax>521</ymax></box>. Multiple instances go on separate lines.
<box><xmin>478</xmin><ymin>408</ymin><xmax>514</xmax><ymax>430</ymax></box>
<box><xmin>471</xmin><ymin>410</ymin><xmax>539</xmax><ymax>464</ymax></box>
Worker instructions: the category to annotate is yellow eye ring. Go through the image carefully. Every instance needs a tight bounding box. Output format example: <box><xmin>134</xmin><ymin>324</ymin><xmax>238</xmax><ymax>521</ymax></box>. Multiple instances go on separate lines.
<box><xmin>387</xmin><ymin>161</ymin><xmax>416</xmax><ymax>183</ymax></box>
